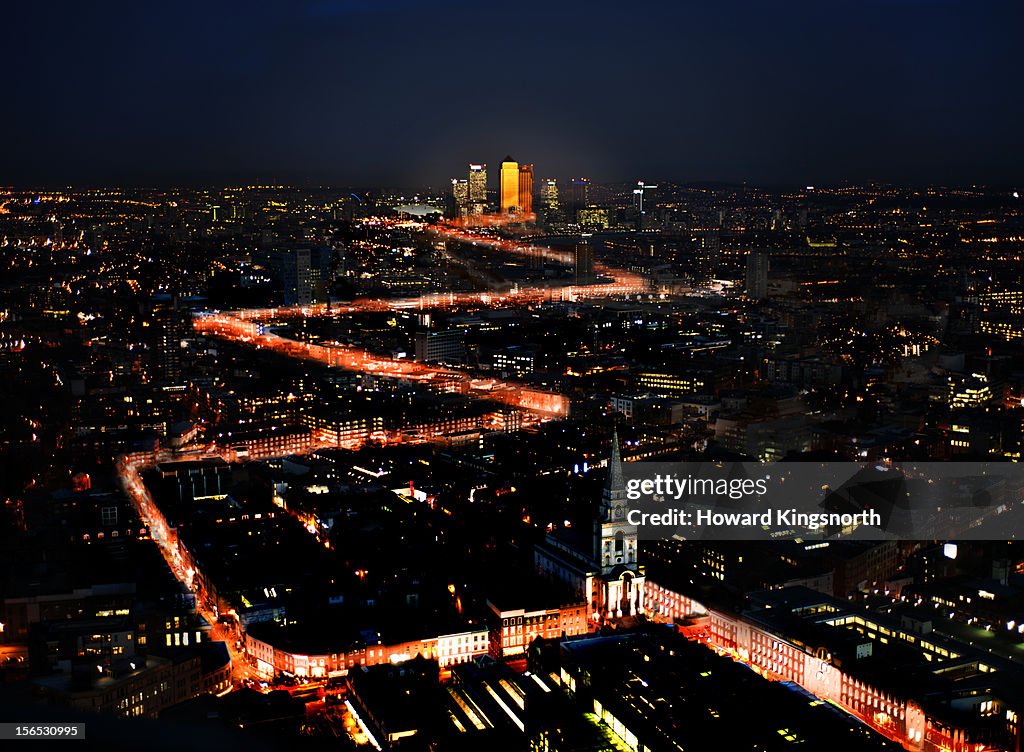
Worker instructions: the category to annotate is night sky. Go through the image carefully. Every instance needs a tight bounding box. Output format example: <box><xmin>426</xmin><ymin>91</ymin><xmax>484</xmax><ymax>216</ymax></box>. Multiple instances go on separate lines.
<box><xmin>2</xmin><ymin>0</ymin><xmax>1021</xmax><ymax>188</ymax></box>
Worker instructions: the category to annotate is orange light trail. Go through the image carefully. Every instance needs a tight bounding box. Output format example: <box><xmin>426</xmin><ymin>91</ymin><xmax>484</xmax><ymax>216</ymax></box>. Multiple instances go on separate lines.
<box><xmin>193</xmin><ymin>313</ymin><xmax>570</xmax><ymax>418</ymax></box>
<box><xmin>193</xmin><ymin>217</ymin><xmax>652</xmax><ymax>442</ymax></box>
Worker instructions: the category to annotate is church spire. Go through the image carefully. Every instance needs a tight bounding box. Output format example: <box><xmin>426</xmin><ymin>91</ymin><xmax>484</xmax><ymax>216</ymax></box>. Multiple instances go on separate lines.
<box><xmin>606</xmin><ymin>428</ymin><xmax>625</xmax><ymax>498</ymax></box>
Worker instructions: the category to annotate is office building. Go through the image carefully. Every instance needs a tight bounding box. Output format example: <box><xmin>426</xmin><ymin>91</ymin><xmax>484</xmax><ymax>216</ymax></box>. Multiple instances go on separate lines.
<box><xmin>552</xmin><ymin>629</ymin><xmax>900</xmax><ymax>752</ymax></box>
<box><xmin>573</xmin><ymin>237</ymin><xmax>594</xmax><ymax>284</ymax></box>
<box><xmin>518</xmin><ymin>163</ymin><xmax>534</xmax><ymax>214</ymax></box>
<box><xmin>696</xmin><ymin>229</ymin><xmax>720</xmax><ymax>285</ymax></box>
<box><xmin>346</xmin><ymin>657</ymin><xmax>441</xmax><ymax>749</ymax></box>
<box><xmin>565</xmin><ymin>177</ymin><xmax>591</xmax><ymax>219</ymax></box>
<box><xmin>745</xmin><ymin>251</ymin><xmax>769</xmax><ymax>300</ymax></box>
<box><xmin>540</xmin><ymin>178</ymin><xmax>558</xmax><ymax>211</ymax></box>
<box><xmin>449</xmin><ymin>178</ymin><xmax>469</xmax><ymax>217</ymax></box>
<box><xmin>632</xmin><ymin>181</ymin><xmax>658</xmax><ymax>215</ymax></box>
<box><xmin>264</xmin><ymin>246</ymin><xmax>332</xmax><ymax>306</ymax></box>
<box><xmin>500</xmin><ymin>156</ymin><xmax>519</xmax><ymax>213</ymax></box>
<box><xmin>32</xmin><ymin>652</ymin><xmax>229</xmax><ymax>719</ymax></box>
<box><xmin>492</xmin><ymin>346</ymin><xmax>535</xmax><ymax>378</ymax></box>
<box><xmin>414</xmin><ymin>329</ymin><xmax>466</xmax><ymax>366</ymax></box>
<box><xmin>468</xmin><ymin>163</ymin><xmax>487</xmax><ymax>215</ymax></box>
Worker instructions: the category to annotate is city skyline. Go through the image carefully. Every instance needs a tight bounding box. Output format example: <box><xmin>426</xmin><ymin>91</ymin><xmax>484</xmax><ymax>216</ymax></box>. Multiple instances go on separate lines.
<box><xmin>3</xmin><ymin>169</ymin><xmax>1024</xmax><ymax>751</ymax></box>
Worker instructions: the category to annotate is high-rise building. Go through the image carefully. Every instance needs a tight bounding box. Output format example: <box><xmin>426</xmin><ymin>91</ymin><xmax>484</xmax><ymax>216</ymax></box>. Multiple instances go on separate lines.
<box><xmin>452</xmin><ymin>178</ymin><xmax>469</xmax><ymax>204</ymax></box>
<box><xmin>577</xmin><ymin>206</ymin><xmax>610</xmax><ymax>230</ymax></box>
<box><xmin>500</xmin><ymin>156</ymin><xmax>519</xmax><ymax>213</ymax></box>
<box><xmin>574</xmin><ymin>236</ymin><xmax>594</xmax><ymax>284</ymax></box>
<box><xmin>277</xmin><ymin>247</ymin><xmax>311</xmax><ymax>305</ymax></box>
<box><xmin>632</xmin><ymin>181</ymin><xmax>658</xmax><ymax>215</ymax></box>
<box><xmin>518</xmin><ymin>163</ymin><xmax>533</xmax><ymax>214</ymax></box>
<box><xmin>565</xmin><ymin>177</ymin><xmax>591</xmax><ymax>220</ymax></box>
<box><xmin>449</xmin><ymin>178</ymin><xmax>469</xmax><ymax>217</ymax></box>
<box><xmin>265</xmin><ymin>246</ymin><xmax>332</xmax><ymax>306</ymax></box>
<box><xmin>156</xmin><ymin>297</ymin><xmax>188</xmax><ymax>384</ymax></box>
<box><xmin>745</xmin><ymin>251</ymin><xmax>770</xmax><ymax>301</ymax></box>
<box><xmin>468</xmin><ymin>163</ymin><xmax>487</xmax><ymax>214</ymax></box>
<box><xmin>539</xmin><ymin>178</ymin><xmax>560</xmax><ymax>227</ymax></box>
<box><xmin>695</xmin><ymin>230</ymin><xmax>720</xmax><ymax>286</ymax></box>
<box><xmin>540</xmin><ymin>179</ymin><xmax>558</xmax><ymax>211</ymax></box>
<box><xmin>771</xmin><ymin>207</ymin><xmax>785</xmax><ymax>231</ymax></box>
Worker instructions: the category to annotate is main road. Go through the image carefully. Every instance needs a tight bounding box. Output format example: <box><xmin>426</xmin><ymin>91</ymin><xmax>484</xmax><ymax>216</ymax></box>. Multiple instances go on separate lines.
<box><xmin>193</xmin><ymin>216</ymin><xmax>651</xmax><ymax>424</ymax></box>
<box><xmin>116</xmin><ymin>216</ymin><xmax>652</xmax><ymax>687</ymax></box>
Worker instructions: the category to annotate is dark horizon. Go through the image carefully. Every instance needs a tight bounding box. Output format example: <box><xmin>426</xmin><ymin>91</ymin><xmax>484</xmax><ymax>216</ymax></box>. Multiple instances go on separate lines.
<box><xmin>2</xmin><ymin>0</ymin><xmax>1023</xmax><ymax>188</ymax></box>
<box><xmin>3</xmin><ymin>177</ymin><xmax>1023</xmax><ymax>196</ymax></box>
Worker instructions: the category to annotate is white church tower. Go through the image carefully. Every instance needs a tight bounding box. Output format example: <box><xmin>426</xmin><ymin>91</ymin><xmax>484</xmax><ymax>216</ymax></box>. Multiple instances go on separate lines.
<box><xmin>593</xmin><ymin>430</ymin><xmax>645</xmax><ymax>619</ymax></box>
<box><xmin>533</xmin><ymin>429</ymin><xmax>646</xmax><ymax>622</ymax></box>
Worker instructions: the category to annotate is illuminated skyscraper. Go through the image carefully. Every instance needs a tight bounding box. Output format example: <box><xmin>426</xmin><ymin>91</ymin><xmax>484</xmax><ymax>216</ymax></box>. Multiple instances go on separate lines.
<box><xmin>518</xmin><ymin>163</ymin><xmax>534</xmax><ymax>214</ymax></box>
<box><xmin>468</xmin><ymin>163</ymin><xmax>486</xmax><ymax>215</ymax></box>
<box><xmin>539</xmin><ymin>178</ymin><xmax>562</xmax><ymax>227</ymax></box>
<box><xmin>156</xmin><ymin>296</ymin><xmax>187</xmax><ymax>384</ymax></box>
<box><xmin>632</xmin><ymin>181</ymin><xmax>658</xmax><ymax>215</ymax></box>
<box><xmin>500</xmin><ymin>156</ymin><xmax>519</xmax><ymax>213</ymax></box>
<box><xmin>449</xmin><ymin>178</ymin><xmax>469</xmax><ymax>217</ymax></box>
<box><xmin>540</xmin><ymin>178</ymin><xmax>558</xmax><ymax>211</ymax></box>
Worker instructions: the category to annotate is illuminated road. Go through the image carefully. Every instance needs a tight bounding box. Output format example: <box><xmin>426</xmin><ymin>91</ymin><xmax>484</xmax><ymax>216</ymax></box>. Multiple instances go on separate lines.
<box><xmin>113</xmin><ymin>217</ymin><xmax>652</xmax><ymax>691</ymax></box>
<box><xmin>193</xmin><ymin>313</ymin><xmax>569</xmax><ymax>418</ymax></box>
<box><xmin>116</xmin><ymin>454</ymin><xmax>250</xmax><ymax>684</ymax></box>
<box><xmin>193</xmin><ymin>216</ymin><xmax>649</xmax><ymax>433</ymax></box>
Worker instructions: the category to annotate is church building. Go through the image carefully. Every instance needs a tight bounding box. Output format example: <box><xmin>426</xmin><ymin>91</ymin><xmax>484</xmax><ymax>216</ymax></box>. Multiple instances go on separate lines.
<box><xmin>535</xmin><ymin>431</ymin><xmax>646</xmax><ymax>621</ymax></box>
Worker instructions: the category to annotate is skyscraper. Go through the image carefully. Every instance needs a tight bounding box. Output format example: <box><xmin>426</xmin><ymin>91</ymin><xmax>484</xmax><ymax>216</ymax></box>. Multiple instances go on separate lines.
<box><xmin>539</xmin><ymin>178</ymin><xmax>562</xmax><ymax>227</ymax></box>
<box><xmin>468</xmin><ymin>163</ymin><xmax>487</xmax><ymax>215</ymax></box>
<box><xmin>156</xmin><ymin>297</ymin><xmax>188</xmax><ymax>384</ymax></box>
<box><xmin>518</xmin><ymin>163</ymin><xmax>534</xmax><ymax>215</ymax></box>
<box><xmin>696</xmin><ymin>230</ymin><xmax>720</xmax><ymax>286</ymax></box>
<box><xmin>500</xmin><ymin>156</ymin><xmax>519</xmax><ymax>213</ymax></box>
<box><xmin>745</xmin><ymin>251</ymin><xmax>770</xmax><ymax>301</ymax></box>
<box><xmin>574</xmin><ymin>236</ymin><xmax>594</xmax><ymax>284</ymax></box>
<box><xmin>632</xmin><ymin>181</ymin><xmax>658</xmax><ymax>215</ymax></box>
<box><xmin>449</xmin><ymin>178</ymin><xmax>469</xmax><ymax>217</ymax></box>
<box><xmin>264</xmin><ymin>246</ymin><xmax>332</xmax><ymax>305</ymax></box>
<box><xmin>565</xmin><ymin>177</ymin><xmax>591</xmax><ymax>221</ymax></box>
<box><xmin>540</xmin><ymin>179</ymin><xmax>558</xmax><ymax>211</ymax></box>
<box><xmin>278</xmin><ymin>247</ymin><xmax>312</xmax><ymax>305</ymax></box>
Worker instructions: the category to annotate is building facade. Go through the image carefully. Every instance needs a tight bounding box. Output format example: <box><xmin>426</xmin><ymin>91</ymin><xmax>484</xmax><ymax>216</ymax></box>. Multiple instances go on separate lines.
<box><xmin>535</xmin><ymin>432</ymin><xmax>647</xmax><ymax>621</ymax></box>
<box><xmin>468</xmin><ymin>163</ymin><xmax>487</xmax><ymax>215</ymax></box>
<box><xmin>500</xmin><ymin>157</ymin><xmax>519</xmax><ymax>213</ymax></box>
<box><xmin>518</xmin><ymin>163</ymin><xmax>534</xmax><ymax>214</ymax></box>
